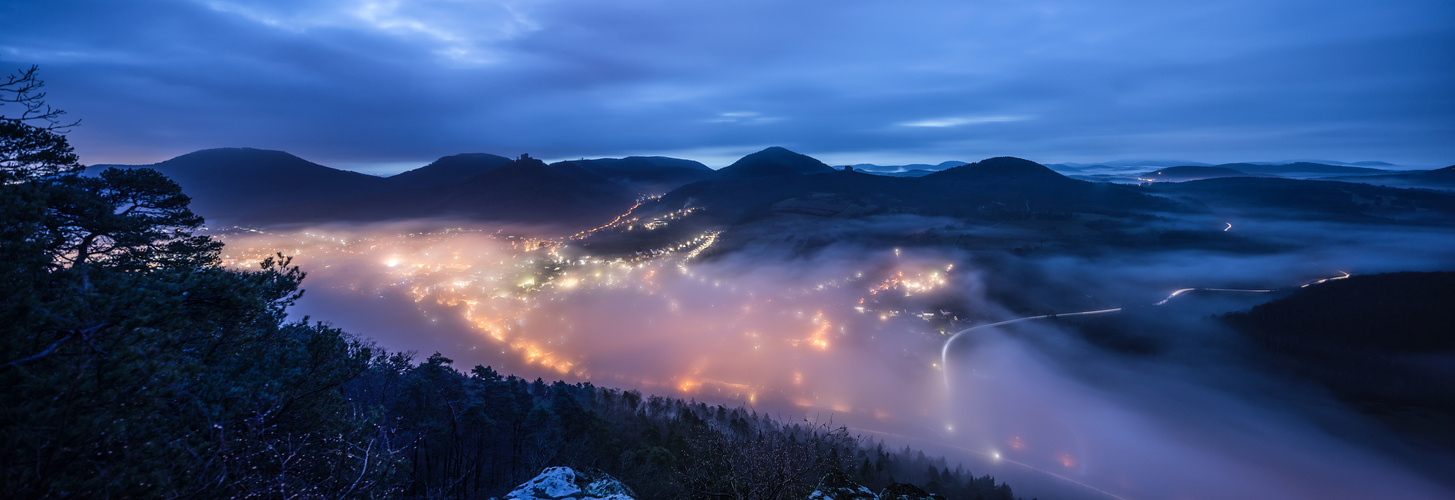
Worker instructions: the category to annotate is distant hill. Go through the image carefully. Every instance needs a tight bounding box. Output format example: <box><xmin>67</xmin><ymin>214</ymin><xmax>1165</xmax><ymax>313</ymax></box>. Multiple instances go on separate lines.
<box><xmin>923</xmin><ymin>156</ymin><xmax>1073</xmax><ymax>185</ymax></box>
<box><xmin>1207</xmin><ymin>162</ymin><xmax>1391</xmax><ymax>178</ymax></box>
<box><xmin>254</xmin><ymin>156</ymin><xmax>636</xmax><ymax>227</ymax></box>
<box><xmin>1239</xmin><ymin>159</ymin><xmax>1396</xmax><ymax>168</ymax></box>
<box><xmin>552</xmin><ymin>156</ymin><xmax>714</xmax><ymax>193</ymax></box>
<box><xmin>1324</xmin><ymin>165</ymin><xmax>1455</xmax><ymax>191</ymax></box>
<box><xmin>89</xmin><ymin>148</ymin><xmax>389</xmax><ymax>223</ymax></box>
<box><xmin>1136</xmin><ymin>165</ymin><xmax>1256</xmax><ymax>182</ymax></box>
<box><xmin>843</xmin><ymin>161</ymin><xmax>965</xmax><ymax>176</ymax></box>
<box><xmin>1070</xmin><ymin>159</ymin><xmax>1212</xmax><ymax>168</ymax></box>
<box><xmin>1150</xmin><ymin>176</ymin><xmax>1455</xmax><ymax>222</ymax></box>
<box><xmin>98</xmin><ymin>149</ymin><xmax>645</xmax><ymax>228</ymax></box>
<box><xmin>715</xmin><ymin>146</ymin><xmax>837</xmax><ymax>178</ymax></box>
<box><xmin>386</xmin><ymin>153</ymin><xmax>511</xmax><ymax>191</ymax></box>
<box><xmin>661</xmin><ymin>154</ymin><xmax>1174</xmax><ymax>223</ymax></box>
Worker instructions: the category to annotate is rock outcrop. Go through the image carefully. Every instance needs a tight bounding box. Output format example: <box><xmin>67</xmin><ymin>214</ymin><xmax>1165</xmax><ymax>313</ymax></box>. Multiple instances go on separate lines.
<box><xmin>807</xmin><ymin>471</ymin><xmax>878</xmax><ymax>499</ymax></box>
<box><xmin>879</xmin><ymin>482</ymin><xmax>947</xmax><ymax>500</ymax></box>
<box><xmin>806</xmin><ymin>471</ymin><xmax>945</xmax><ymax>500</ymax></box>
<box><xmin>501</xmin><ymin>467</ymin><xmax>636</xmax><ymax>500</ymax></box>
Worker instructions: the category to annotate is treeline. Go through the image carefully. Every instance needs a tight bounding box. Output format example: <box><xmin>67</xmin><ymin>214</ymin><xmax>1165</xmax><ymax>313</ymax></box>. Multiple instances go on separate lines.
<box><xmin>352</xmin><ymin>352</ymin><xmax>1022</xmax><ymax>500</ymax></box>
<box><xmin>0</xmin><ymin>66</ymin><xmax>1023</xmax><ymax>498</ymax></box>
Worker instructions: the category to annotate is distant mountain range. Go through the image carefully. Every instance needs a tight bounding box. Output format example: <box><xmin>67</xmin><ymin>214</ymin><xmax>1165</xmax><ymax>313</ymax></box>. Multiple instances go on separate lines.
<box><xmin>1135</xmin><ymin>166</ymin><xmax>1267</xmax><ymax>182</ymax></box>
<box><xmin>839</xmin><ymin>161</ymin><xmax>968</xmax><ymax>177</ymax></box>
<box><xmin>90</xmin><ymin>148</ymin><xmax>711</xmax><ymax>227</ymax></box>
<box><xmin>1324</xmin><ymin>165</ymin><xmax>1455</xmax><ymax>191</ymax></box>
<box><xmin>659</xmin><ymin>156</ymin><xmax>1176</xmax><ymax>224</ymax></box>
<box><xmin>88</xmin><ymin>147</ymin><xmax>1454</xmax><ymax>228</ymax></box>
<box><xmin>1131</xmin><ymin>162</ymin><xmax>1403</xmax><ymax>183</ymax></box>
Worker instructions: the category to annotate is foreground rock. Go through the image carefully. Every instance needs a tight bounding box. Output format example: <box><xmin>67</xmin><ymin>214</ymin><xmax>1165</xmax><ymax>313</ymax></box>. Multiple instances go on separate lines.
<box><xmin>808</xmin><ymin>471</ymin><xmax>878</xmax><ymax>500</ymax></box>
<box><xmin>807</xmin><ymin>471</ymin><xmax>946</xmax><ymax>500</ymax></box>
<box><xmin>500</xmin><ymin>467</ymin><xmax>636</xmax><ymax>500</ymax></box>
<box><xmin>879</xmin><ymin>483</ymin><xmax>947</xmax><ymax>500</ymax></box>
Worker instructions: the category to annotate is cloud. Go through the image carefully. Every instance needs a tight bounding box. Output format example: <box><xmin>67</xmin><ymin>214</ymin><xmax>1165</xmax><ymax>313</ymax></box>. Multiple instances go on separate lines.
<box><xmin>897</xmin><ymin>115</ymin><xmax>1031</xmax><ymax>128</ymax></box>
<box><xmin>2</xmin><ymin>0</ymin><xmax>1452</xmax><ymax>170</ymax></box>
<box><xmin>705</xmin><ymin>111</ymin><xmax>784</xmax><ymax>125</ymax></box>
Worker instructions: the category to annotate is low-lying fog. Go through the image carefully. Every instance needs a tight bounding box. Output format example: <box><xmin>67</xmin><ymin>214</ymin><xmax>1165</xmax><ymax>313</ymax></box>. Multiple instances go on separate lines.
<box><xmin>218</xmin><ymin>215</ymin><xmax>1455</xmax><ymax>499</ymax></box>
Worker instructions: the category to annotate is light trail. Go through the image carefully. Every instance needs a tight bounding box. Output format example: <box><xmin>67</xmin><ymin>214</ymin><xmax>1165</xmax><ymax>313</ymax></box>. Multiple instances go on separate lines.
<box><xmin>931</xmin><ymin>273</ymin><xmax>1350</xmax><ymax>500</ymax></box>
<box><xmin>1153</xmin><ymin>287</ymin><xmax>1271</xmax><ymax>306</ymax></box>
<box><xmin>943</xmin><ymin>272</ymin><xmax>1354</xmax><ymax>389</ymax></box>
<box><xmin>940</xmin><ymin>308</ymin><xmax>1122</xmax><ymax>389</ymax></box>
<box><xmin>1300</xmin><ymin>270</ymin><xmax>1350</xmax><ymax>288</ymax></box>
<box><xmin>568</xmin><ymin>194</ymin><xmax>662</xmax><ymax>240</ymax></box>
<box><xmin>1224</xmin><ymin>222</ymin><xmax>1232</xmax><ymax>232</ymax></box>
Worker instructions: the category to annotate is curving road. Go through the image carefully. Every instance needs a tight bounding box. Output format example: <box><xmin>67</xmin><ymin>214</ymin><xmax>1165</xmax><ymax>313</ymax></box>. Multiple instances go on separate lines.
<box><xmin>941</xmin><ymin>272</ymin><xmax>1351</xmax><ymax>389</ymax></box>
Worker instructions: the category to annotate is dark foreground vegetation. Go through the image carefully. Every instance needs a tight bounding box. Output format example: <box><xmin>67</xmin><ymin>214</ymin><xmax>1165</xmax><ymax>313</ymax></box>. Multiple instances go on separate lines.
<box><xmin>1</xmin><ymin>67</ymin><xmax>1022</xmax><ymax>499</ymax></box>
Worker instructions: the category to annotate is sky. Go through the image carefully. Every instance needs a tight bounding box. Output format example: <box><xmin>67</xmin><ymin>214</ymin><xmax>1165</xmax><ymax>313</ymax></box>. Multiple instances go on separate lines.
<box><xmin>2</xmin><ymin>0</ymin><xmax>1452</xmax><ymax>174</ymax></box>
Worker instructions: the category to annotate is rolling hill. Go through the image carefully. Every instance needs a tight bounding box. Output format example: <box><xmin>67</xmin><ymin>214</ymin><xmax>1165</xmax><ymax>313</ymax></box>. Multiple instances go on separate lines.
<box><xmin>714</xmin><ymin>146</ymin><xmax>837</xmax><ymax>178</ymax></box>
<box><xmin>660</xmin><ymin>154</ymin><xmax>1175</xmax><ymax>223</ymax></box>
<box><xmin>251</xmin><ymin>155</ymin><xmax>637</xmax><ymax>227</ymax></box>
<box><xmin>89</xmin><ymin>148</ymin><xmax>390</xmax><ymax>223</ymax></box>
<box><xmin>1135</xmin><ymin>165</ymin><xmax>1256</xmax><ymax>182</ymax></box>
<box><xmin>551</xmin><ymin>156</ymin><xmax>714</xmax><ymax>193</ymax></box>
<box><xmin>386</xmin><ymin>153</ymin><xmax>512</xmax><ymax>191</ymax></box>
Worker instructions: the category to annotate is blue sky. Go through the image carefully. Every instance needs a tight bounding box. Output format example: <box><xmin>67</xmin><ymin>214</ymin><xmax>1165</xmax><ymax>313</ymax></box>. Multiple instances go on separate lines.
<box><xmin>3</xmin><ymin>0</ymin><xmax>1452</xmax><ymax>173</ymax></box>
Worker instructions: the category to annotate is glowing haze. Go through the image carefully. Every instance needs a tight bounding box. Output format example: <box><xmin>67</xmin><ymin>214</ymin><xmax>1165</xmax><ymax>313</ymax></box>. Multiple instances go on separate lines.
<box><xmin>217</xmin><ymin>213</ymin><xmax>1455</xmax><ymax>500</ymax></box>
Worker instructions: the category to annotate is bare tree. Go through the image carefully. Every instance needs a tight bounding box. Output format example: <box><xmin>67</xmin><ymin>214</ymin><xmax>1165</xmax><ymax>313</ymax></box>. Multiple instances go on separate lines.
<box><xmin>1</xmin><ymin>65</ymin><xmax>78</xmax><ymax>129</ymax></box>
<box><xmin>677</xmin><ymin>419</ymin><xmax>857</xmax><ymax>500</ymax></box>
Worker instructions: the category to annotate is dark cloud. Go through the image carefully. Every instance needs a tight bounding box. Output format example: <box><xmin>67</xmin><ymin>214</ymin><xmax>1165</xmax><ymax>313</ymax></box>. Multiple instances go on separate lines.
<box><xmin>2</xmin><ymin>0</ymin><xmax>1451</xmax><ymax>170</ymax></box>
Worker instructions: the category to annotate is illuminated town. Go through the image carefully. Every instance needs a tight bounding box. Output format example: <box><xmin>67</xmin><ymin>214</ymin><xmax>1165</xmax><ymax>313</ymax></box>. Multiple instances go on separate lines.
<box><xmin>216</xmin><ymin>208</ymin><xmax>972</xmax><ymax>424</ymax></box>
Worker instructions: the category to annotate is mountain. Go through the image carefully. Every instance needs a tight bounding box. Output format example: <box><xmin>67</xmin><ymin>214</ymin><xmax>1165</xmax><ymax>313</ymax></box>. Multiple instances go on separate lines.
<box><xmin>96</xmin><ymin>149</ymin><xmax>645</xmax><ymax>228</ymax></box>
<box><xmin>254</xmin><ymin>156</ymin><xmax>637</xmax><ymax>227</ymax></box>
<box><xmin>660</xmin><ymin>155</ymin><xmax>1174</xmax><ymax>223</ymax></box>
<box><xmin>1136</xmin><ymin>165</ymin><xmax>1256</xmax><ymax>182</ymax></box>
<box><xmin>715</xmin><ymin>146</ymin><xmax>837</xmax><ymax>178</ymax></box>
<box><xmin>923</xmin><ymin>156</ymin><xmax>1072</xmax><ymax>185</ymax></box>
<box><xmin>552</xmin><ymin>156</ymin><xmax>714</xmax><ymax>193</ymax></box>
<box><xmin>90</xmin><ymin>147</ymin><xmax>389</xmax><ymax>223</ymax></box>
<box><xmin>386</xmin><ymin>153</ymin><xmax>511</xmax><ymax>190</ymax></box>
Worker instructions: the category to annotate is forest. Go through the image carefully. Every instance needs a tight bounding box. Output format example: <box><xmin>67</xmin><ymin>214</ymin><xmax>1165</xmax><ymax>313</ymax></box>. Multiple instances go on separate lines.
<box><xmin>0</xmin><ymin>66</ymin><xmax>1024</xmax><ymax>499</ymax></box>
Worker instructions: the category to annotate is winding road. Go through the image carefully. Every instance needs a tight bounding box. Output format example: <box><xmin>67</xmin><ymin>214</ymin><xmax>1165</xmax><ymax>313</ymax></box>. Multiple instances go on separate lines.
<box><xmin>940</xmin><ymin>272</ymin><xmax>1350</xmax><ymax>389</ymax></box>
